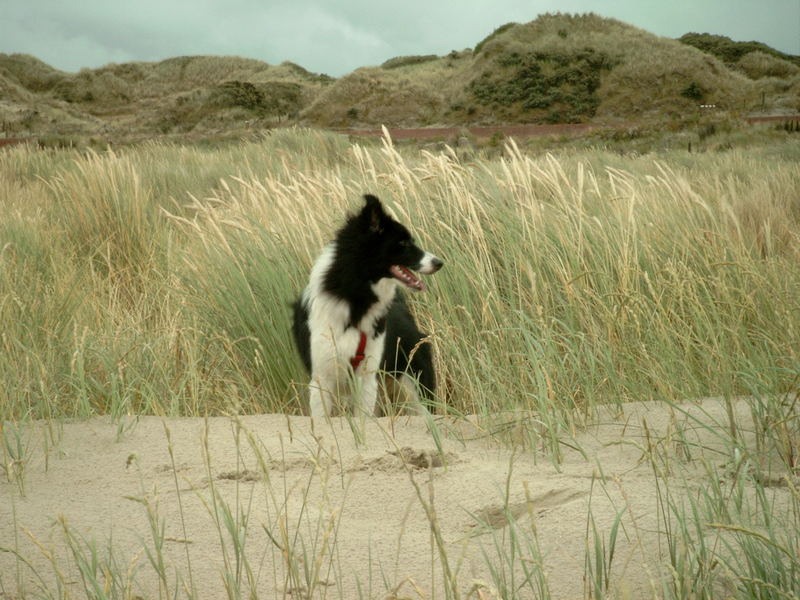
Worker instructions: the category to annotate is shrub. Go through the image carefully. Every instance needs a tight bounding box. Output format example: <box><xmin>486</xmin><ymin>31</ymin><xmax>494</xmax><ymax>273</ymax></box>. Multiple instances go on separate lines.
<box><xmin>681</xmin><ymin>81</ymin><xmax>704</xmax><ymax>101</ymax></box>
<box><xmin>469</xmin><ymin>47</ymin><xmax>615</xmax><ymax>121</ymax></box>
<box><xmin>381</xmin><ymin>55</ymin><xmax>439</xmax><ymax>69</ymax></box>
<box><xmin>679</xmin><ymin>33</ymin><xmax>800</xmax><ymax>67</ymax></box>
<box><xmin>209</xmin><ymin>80</ymin><xmax>302</xmax><ymax>116</ymax></box>
<box><xmin>212</xmin><ymin>81</ymin><xmax>264</xmax><ymax>111</ymax></box>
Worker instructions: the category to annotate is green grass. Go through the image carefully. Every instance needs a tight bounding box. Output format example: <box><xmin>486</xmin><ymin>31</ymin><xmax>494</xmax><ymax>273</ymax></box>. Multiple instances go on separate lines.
<box><xmin>649</xmin><ymin>407</ymin><xmax>800</xmax><ymax>600</ymax></box>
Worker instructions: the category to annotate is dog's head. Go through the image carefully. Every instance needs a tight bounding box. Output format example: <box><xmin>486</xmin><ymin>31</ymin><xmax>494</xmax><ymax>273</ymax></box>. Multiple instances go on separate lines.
<box><xmin>347</xmin><ymin>194</ymin><xmax>443</xmax><ymax>291</ymax></box>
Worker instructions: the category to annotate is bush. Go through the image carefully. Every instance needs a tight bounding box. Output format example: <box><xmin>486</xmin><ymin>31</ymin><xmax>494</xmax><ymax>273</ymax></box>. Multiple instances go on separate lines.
<box><xmin>681</xmin><ymin>81</ymin><xmax>704</xmax><ymax>101</ymax></box>
<box><xmin>469</xmin><ymin>47</ymin><xmax>615</xmax><ymax>121</ymax></box>
<box><xmin>210</xmin><ymin>80</ymin><xmax>303</xmax><ymax>116</ymax></box>
<box><xmin>212</xmin><ymin>81</ymin><xmax>264</xmax><ymax>111</ymax></box>
<box><xmin>381</xmin><ymin>55</ymin><xmax>439</xmax><ymax>69</ymax></box>
<box><xmin>679</xmin><ymin>33</ymin><xmax>800</xmax><ymax>67</ymax></box>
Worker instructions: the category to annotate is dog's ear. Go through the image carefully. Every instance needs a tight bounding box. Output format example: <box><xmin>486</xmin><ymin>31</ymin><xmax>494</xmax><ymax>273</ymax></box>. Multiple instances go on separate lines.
<box><xmin>362</xmin><ymin>194</ymin><xmax>384</xmax><ymax>233</ymax></box>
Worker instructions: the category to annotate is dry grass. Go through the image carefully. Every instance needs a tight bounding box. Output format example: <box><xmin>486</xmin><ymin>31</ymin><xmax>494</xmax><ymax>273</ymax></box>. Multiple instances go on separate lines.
<box><xmin>1</xmin><ymin>129</ymin><xmax>798</xmax><ymax>427</ymax></box>
<box><xmin>738</xmin><ymin>51</ymin><xmax>800</xmax><ymax>80</ymax></box>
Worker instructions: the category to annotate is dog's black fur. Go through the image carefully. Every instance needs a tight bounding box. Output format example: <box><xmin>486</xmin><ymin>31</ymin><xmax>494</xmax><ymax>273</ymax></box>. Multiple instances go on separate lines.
<box><xmin>292</xmin><ymin>194</ymin><xmax>442</xmax><ymax>412</ymax></box>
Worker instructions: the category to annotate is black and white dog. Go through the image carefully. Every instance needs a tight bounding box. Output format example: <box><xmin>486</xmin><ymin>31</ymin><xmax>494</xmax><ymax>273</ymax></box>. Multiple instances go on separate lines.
<box><xmin>292</xmin><ymin>194</ymin><xmax>443</xmax><ymax>417</ymax></box>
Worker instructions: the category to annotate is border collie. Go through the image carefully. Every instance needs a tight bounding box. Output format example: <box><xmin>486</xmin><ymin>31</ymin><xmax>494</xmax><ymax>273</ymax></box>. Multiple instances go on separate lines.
<box><xmin>292</xmin><ymin>194</ymin><xmax>443</xmax><ymax>417</ymax></box>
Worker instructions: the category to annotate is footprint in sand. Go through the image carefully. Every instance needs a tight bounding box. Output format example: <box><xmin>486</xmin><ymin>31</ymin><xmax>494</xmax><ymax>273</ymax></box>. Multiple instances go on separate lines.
<box><xmin>213</xmin><ymin>448</ymin><xmax>457</xmax><ymax>479</ymax></box>
<box><xmin>350</xmin><ymin>447</ymin><xmax>461</xmax><ymax>472</ymax></box>
<box><xmin>215</xmin><ymin>455</ymin><xmax>339</xmax><ymax>480</ymax></box>
<box><xmin>216</xmin><ymin>469</ymin><xmax>262</xmax><ymax>482</ymax></box>
<box><xmin>468</xmin><ymin>488</ymin><xmax>586</xmax><ymax>533</ymax></box>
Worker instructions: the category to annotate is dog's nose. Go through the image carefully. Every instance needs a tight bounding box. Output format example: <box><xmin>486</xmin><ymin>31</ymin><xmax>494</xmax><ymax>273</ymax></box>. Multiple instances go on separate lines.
<box><xmin>431</xmin><ymin>257</ymin><xmax>444</xmax><ymax>272</ymax></box>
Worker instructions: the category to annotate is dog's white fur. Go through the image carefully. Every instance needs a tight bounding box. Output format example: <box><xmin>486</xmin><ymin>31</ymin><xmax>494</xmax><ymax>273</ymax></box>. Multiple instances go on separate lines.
<box><xmin>303</xmin><ymin>243</ymin><xmax>440</xmax><ymax>417</ymax></box>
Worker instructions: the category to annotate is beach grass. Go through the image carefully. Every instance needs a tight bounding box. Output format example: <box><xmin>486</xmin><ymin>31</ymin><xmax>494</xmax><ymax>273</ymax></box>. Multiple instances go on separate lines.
<box><xmin>2</xmin><ymin>130</ymin><xmax>798</xmax><ymax>427</ymax></box>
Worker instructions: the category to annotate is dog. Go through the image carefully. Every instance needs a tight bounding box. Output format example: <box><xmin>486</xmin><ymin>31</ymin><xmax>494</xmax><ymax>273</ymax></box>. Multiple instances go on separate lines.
<box><xmin>292</xmin><ymin>194</ymin><xmax>443</xmax><ymax>417</ymax></box>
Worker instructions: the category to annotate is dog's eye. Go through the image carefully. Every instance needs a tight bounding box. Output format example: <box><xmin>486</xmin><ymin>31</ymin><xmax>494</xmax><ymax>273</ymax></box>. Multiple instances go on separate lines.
<box><xmin>399</xmin><ymin>239</ymin><xmax>411</xmax><ymax>247</ymax></box>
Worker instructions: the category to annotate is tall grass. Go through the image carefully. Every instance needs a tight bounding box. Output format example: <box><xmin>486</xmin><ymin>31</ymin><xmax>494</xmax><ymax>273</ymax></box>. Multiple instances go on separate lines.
<box><xmin>1</xmin><ymin>131</ymin><xmax>798</xmax><ymax>431</ymax></box>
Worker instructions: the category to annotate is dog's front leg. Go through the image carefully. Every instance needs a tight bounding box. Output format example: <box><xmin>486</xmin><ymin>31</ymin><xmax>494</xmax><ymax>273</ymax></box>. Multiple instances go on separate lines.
<box><xmin>356</xmin><ymin>372</ymin><xmax>380</xmax><ymax>416</ymax></box>
<box><xmin>353</xmin><ymin>336</ymin><xmax>383</xmax><ymax>416</ymax></box>
<box><xmin>308</xmin><ymin>378</ymin><xmax>334</xmax><ymax>417</ymax></box>
<box><xmin>308</xmin><ymin>332</ymin><xmax>342</xmax><ymax>417</ymax></box>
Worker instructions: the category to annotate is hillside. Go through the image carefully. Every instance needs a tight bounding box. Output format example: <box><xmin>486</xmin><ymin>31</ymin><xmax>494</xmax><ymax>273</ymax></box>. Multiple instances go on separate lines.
<box><xmin>304</xmin><ymin>14</ymin><xmax>796</xmax><ymax>128</ymax></box>
<box><xmin>0</xmin><ymin>54</ymin><xmax>333</xmax><ymax>141</ymax></box>
<box><xmin>1</xmin><ymin>13</ymin><xmax>798</xmax><ymax>141</ymax></box>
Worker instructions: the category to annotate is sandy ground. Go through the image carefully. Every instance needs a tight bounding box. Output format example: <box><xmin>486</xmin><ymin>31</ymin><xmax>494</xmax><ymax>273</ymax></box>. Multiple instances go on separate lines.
<box><xmin>0</xmin><ymin>399</ymin><xmax>778</xmax><ymax>599</ymax></box>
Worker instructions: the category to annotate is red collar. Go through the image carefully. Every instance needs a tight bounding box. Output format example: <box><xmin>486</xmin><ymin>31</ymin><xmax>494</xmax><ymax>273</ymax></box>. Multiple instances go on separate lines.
<box><xmin>350</xmin><ymin>331</ymin><xmax>368</xmax><ymax>370</ymax></box>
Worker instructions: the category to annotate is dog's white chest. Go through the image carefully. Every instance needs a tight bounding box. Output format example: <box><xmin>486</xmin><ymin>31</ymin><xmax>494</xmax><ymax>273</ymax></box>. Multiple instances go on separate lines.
<box><xmin>307</xmin><ymin>292</ymin><xmax>386</xmax><ymax>370</ymax></box>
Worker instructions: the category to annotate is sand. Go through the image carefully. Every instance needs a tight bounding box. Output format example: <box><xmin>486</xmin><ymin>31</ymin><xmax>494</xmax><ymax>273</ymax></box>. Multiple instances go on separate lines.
<box><xmin>0</xmin><ymin>399</ymin><xmax>779</xmax><ymax>599</ymax></box>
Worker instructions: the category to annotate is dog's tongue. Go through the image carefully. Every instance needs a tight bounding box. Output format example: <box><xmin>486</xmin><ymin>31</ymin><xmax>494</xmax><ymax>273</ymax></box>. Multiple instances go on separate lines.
<box><xmin>390</xmin><ymin>265</ymin><xmax>426</xmax><ymax>291</ymax></box>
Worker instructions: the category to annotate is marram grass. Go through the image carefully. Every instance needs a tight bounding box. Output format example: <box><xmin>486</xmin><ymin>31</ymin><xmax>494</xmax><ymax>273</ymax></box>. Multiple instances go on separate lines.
<box><xmin>0</xmin><ymin>131</ymin><xmax>798</xmax><ymax>428</ymax></box>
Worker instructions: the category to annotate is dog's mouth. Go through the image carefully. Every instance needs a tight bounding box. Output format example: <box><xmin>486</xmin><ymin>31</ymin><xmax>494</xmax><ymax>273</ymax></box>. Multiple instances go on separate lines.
<box><xmin>390</xmin><ymin>265</ymin><xmax>426</xmax><ymax>292</ymax></box>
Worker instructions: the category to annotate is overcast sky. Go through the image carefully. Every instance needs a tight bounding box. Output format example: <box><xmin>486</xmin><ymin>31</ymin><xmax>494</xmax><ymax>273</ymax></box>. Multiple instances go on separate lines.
<box><xmin>2</xmin><ymin>0</ymin><xmax>798</xmax><ymax>76</ymax></box>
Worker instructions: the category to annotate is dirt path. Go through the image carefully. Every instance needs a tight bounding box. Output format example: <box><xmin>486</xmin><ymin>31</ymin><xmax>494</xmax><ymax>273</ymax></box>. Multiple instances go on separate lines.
<box><xmin>339</xmin><ymin>114</ymin><xmax>800</xmax><ymax>141</ymax></box>
<box><xmin>340</xmin><ymin>122</ymin><xmax>609</xmax><ymax>141</ymax></box>
<box><xmin>4</xmin><ymin>114</ymin><xmax>797</xmax><ymax>149</ymax></box>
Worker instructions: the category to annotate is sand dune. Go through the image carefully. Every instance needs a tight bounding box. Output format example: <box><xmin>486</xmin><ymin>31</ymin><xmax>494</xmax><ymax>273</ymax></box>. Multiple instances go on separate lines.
<box><xmin>0</xmin><ymin>399</ymin><xmax>786</xmax><ymax>598</ymax></box>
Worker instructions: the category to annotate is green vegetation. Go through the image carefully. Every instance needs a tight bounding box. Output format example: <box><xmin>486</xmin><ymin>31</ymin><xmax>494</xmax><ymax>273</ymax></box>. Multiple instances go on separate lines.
<box><xmin>680</xmin><ymin>81</ymin><xmax>704</xmax><ymax>101</ymax></box>
<box><xmin>381</xmin><ymin>54</ymin><xmax>439</xmax><ymax>69</ymax></box>
<box><xmin>278</xmin><ymin>60</ymin><xmax>335</xmax><ymax>83</ymax></box>
<box><xmin>305</xmin><ymin>12</ymin><xmax>775</xmax><ymax>127</ymax></box>
<box><xmin>737</xmin><ymin>50</ymin><xmax>800</xmax><ymax>80</ymax></box>
<box><xmin>679</xmin><ymin>32</ymin><xmax>800</xmax><ymax>67</ymax></box>
<box><xmin>469</xmin><ymin>47</ymin><xmax>615</xmax><ymax>122</ymax></box>
<box><xmin>301</xmin><ymin>70</ymin><xmax>445</xmax><ymax>127</ymax></box>
<box><xmin>210</xmin><ymin>80</ymin><xmax>303</xmax><ymax>116</ymax></box>
<box><xmin>0</xmin><ymin>53</ymin><xmax>333</xmax><ymax>139</ymax></box>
